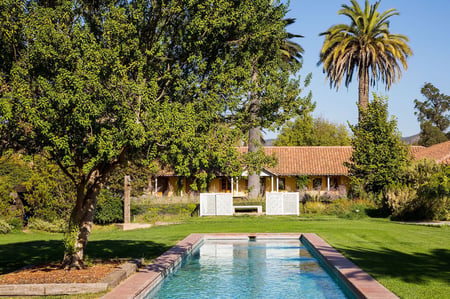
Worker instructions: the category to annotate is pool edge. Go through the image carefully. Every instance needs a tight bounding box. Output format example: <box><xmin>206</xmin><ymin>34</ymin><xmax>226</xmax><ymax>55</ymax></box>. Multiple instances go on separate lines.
<box><xmin>300</xmin><ymin>233</ymin><xmax>398</xmax><ymax>299</ymax></box>
<box><xmin>101</xmin><ymin>233</ymin><xmax>399</xmax><ymax>299</ymax></box>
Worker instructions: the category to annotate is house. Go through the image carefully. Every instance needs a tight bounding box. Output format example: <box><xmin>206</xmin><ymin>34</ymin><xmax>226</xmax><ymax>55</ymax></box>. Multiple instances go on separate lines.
<box><xmin>208</xmin><ymin>147</ymin><xmax>353</xmax><ymax>197</ymax></box>
<box><xmin>147</xmin><ymin>142</ymin><xmax>448</xmax><ymax>197</ymax></box>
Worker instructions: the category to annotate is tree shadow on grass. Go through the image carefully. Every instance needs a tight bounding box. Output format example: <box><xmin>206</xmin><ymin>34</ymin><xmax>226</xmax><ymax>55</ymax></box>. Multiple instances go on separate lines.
<box><xmin>338</xmin><ymin>246</ymin><xmax>450</xmax><ymax>284</ymax></box>
<box><xmin>0</xmin><ymin>239</ymin><xmax>171</xmax><ymax>274</ymax></box>
<box><xmin>0</xmin><ymin>240</ymin><xmax>63</xmax><ymax>274</ymax></box>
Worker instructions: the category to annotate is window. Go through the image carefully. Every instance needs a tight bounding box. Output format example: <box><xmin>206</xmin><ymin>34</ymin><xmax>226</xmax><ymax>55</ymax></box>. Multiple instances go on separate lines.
<box><xmin>332</xmin><ymin>177</ymin><xmax>339</xmax><ymax>189</ymax></box>
<box><xmin>221</xmin><ymin>178</ymin><xmax>231</xmax><ymax>192</ymax></box>
<box><xmin>313</xmin><ymin>178</ymin><xmax>322</xmax><ymax>190</ymax></box>
<box><xmin>278</xmin><ymin>178</ymin><xmax>286</xmax><ymax>190</ymax></box>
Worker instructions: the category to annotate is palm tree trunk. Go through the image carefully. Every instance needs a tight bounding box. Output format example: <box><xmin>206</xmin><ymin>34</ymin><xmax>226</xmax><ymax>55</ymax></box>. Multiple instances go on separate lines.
<box><xmin>358</xmin><ymin>67</ymin><xmax>369</xmax><ymax>121</ymax></box>
<box><xmin>248</xmin><ymin>62</ymin><xmax>261</xmax><ymax>200</ymax></box>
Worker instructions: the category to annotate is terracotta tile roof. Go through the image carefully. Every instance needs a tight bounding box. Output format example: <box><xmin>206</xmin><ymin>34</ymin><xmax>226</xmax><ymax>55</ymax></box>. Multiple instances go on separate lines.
<box><xmin>413</xmin><ymin>141</ymin><xmax>450</xmax><ymax>164</ymax></box>
<box><xmin>239</xmin><ymin>145</ymin><xmax>432</xmax><ymax>176</ymax></box>
<box><xmin>410</xmin><ymin>145</ymin><xmax>426</xmax><ymax>156</ymax></box>
<box><xmin>238</xmin><ymin>146</ymin><xmax>353</xmax><ymax>176</ymax></box>
<box><xmin>156</xmin><ymin>143</ymin><xmax>447</xmax><ymax>177</ymax></box>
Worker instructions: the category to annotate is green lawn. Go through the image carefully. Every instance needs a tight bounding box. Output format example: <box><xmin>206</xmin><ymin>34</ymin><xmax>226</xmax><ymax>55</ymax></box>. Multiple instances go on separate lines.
<box><xmin>1</xmin><ymin>216</ymin><xmax>449</xmax><ymax>299</ymax></box>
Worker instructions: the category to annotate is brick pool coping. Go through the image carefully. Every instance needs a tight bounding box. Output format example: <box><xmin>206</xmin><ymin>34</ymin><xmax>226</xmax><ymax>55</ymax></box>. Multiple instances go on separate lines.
<box><xmin>102</xmin><ymin>233</ymin><xmax>398</xmax><ymax>299</ymax></box>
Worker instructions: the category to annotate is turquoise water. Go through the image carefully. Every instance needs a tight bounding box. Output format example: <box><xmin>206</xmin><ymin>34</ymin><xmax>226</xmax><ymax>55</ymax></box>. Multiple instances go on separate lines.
<box><xmin>146</xmin><ymin>239</ymin><xmax>350</xmax><ymax>299</ymax></box>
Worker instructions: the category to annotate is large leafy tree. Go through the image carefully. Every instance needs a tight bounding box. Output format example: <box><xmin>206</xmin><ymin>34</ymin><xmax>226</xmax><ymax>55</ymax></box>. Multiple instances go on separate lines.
<box><xmin>414</xmin><ymin>83</ymin><xmax>450</xmax><ymax>146</ymax></box>
<box><xmin>0</xmin><ymin>0</ymin><xmax>26</xmax><ymax>151</ymax></box>
<box><xmin>239</xmin><ymin>1</ymin><xmax>308</xmax><ymax>199</ymax></box>
<box><xmin>1</xmin><ymin>0</ymin><xmax>303</xmax><ymax>268</ymax></box>
<box><xmin>346</xmin><ymin>95</ymin><xmax>410</xmax><ymax>200</ymax></box>
<box><xmin>319</xmin><ymin>0</ymin><xmax>412</xmax><ymax>121</ymax></box>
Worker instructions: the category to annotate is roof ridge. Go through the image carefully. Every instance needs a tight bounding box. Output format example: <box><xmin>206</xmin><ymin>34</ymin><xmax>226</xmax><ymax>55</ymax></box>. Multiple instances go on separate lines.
<box><xmin>262</xmin><ymin>146</ymin><xmax>353</xmax><ymax>148</ymax></box>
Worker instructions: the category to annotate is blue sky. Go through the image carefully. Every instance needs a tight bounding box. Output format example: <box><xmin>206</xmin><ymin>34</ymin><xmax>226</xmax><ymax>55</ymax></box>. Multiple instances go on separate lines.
<box><xmin>266</xmin><ymin>0</ymin><xmax>450</xmax><ymax>139</ymax></box>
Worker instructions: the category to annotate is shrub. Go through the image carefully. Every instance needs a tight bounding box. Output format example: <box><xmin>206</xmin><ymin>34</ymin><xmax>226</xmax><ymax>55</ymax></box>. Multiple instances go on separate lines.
<box><xmin>334</xmin><ymin>199</ymin><xmax>377</xmax><ymax>219</ymax></box>
<box><xmin>385</xmin><ymin>184</ymin><xmax>417</xmax><ymax>220</ymax></box>
<box><xmin>415</xmin><ymin>165</ymin><xmax>449</xmax><ymax>220</ymax></box>
<box><xmin>308</xmin><ymin>198</ymin><xmax>377</xmax><ymax>219</ymax></box>
<box><xmin>130</xmin><ymin>202</ymin><xmax>147</xmax><ymax>216</ymax></box>
<box><xmin>385</xmin><ymin>161</ymin><xmax>449</xmax><ymax>221</ymax></box>
<box><xmin>303</xmin><ymin>201</ymin><xmax>327</xmax><ymax>214</ymax></box>
<box><xmin>0</xmin><ymin>219</ymin><xmax>12</xmax><ymax>234</ymax></box>
<box><xmin>0</xmin><ymin>176</ymin><xmax>22</xmax><ymax>219</ymax></box>
<box><xmin>27</xmin><ymin>218</ymin><xmax>66</xmax><ymax>233</ymax></box>
<box><xmin>94</xmin><ymin>189</ymin><xmax>123</xmax><ymax>224</ymax></box>
<box><xmin>137</xmin><ymin>203</ymin><xmax>198</xmax><ymax>223</ymax></box>
<box><xmin>7</xmin><ymin>217</ymin><xmax>23</xmax><ymax>231</ymax></box>
<box><xmin>319</xmin><ymin>190</ymin><xmax>347</xmax><ymax>202</ymax></box>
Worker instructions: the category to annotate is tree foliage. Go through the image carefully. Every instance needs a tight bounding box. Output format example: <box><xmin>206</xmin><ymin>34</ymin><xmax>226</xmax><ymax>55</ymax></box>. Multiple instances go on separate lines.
<box><xmin>319</xmin><ymin>0</ymin><xmax>412</xmax><ymax>120</ymax></box>
<box><xmin>275</xmin><ymin>115</ymin><xmax>351</xmax><ymax>146</ymax></box>
<box><xmin>346</xmin><ymin>95</ymin><xmax>410</xmax><ymax>200</ymax></box>
<box><xmin>232</xmin><ymin>2</ymin><xmax>310</xmax><ymax>198</ymax></box>
<box><xmin>0</xmin><ymin>153</ymin><xmax>74</xmax><ymax>222</ymax></box>
<box><xmin>414</xmin><ymin>83</ymin><xmax>450</xmax><ymax>146</ymax></box>
<box><xmin>0</xmin><ymin>0</ymin><xmax>308</xmax><ymax>266</ymax></box>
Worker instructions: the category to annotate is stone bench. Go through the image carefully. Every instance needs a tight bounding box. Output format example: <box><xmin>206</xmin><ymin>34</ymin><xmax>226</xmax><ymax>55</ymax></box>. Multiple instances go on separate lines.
<box><xmin>233</xmin><ymin>205</ymin><xmax>262</xmax><ymax>214</ymax></box>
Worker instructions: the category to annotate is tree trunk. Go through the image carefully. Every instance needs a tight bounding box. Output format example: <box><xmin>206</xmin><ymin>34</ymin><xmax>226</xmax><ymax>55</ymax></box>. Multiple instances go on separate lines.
<box><xmin>248</xmin><ymin>63</ymin><xmax>261</xmax><ymax>200</ymax></box>
<box><xmin>62</xmin><ymin>175</ymin><xmax>103</xmax><ymax>269</ymax></box>
<box><xmin>248</xmin><ymin>126</ymin><xmax>261</xmax><ymax>199</ymax></box>
<box><xmin>358</xmin><ymin>67</ymin><xmax>369</xmax><ymax>122</ymax></box>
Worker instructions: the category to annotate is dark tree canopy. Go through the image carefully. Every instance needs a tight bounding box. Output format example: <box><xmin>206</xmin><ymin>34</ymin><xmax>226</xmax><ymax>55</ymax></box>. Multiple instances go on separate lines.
<box><xmin>414</xmin><ymin>83</ymin><xmax>450</xmax><ymax>146</ymax></box>
<box><xmin>0</xmin><ymin>0</ymin><xmax>308</xmax><ymax>267</ymax></box>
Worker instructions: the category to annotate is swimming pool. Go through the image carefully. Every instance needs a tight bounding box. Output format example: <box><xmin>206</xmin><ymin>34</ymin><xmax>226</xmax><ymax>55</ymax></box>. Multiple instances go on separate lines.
<box><xmin>102</xmin><ymin>233</ymin><xmax>398</xmax><ymax>299</ymax></box>
<box><xmin>145</xmin><ymin>239</ymin><xmax>350</xmax><ymax>298</ymax></box>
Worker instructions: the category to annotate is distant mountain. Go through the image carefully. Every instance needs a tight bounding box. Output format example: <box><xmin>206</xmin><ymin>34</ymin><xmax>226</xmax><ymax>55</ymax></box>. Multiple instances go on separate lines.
<box><xmin>401</xmin><ymin>134</ymin><xmax>420</xmax><ymax>145</ymax></box>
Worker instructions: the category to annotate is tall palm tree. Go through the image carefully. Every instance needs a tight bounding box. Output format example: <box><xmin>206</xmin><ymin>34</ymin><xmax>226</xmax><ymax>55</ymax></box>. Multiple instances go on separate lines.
<box><xmin>318</xmin><ymin>0</ymin><xmax>412</xmax><ymax>121</ymax></box>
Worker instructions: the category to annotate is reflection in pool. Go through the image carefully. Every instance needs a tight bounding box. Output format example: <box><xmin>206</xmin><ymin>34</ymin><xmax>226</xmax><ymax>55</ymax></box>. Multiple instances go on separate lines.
<box><xmin>145</xmin><ymin>239</ymin><xmax>350</xmax><ymax>299</ymax></box>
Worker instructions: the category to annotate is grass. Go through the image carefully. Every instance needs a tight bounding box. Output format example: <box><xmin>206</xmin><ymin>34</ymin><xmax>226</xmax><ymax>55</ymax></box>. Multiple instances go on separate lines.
<box><xmin>1</xmin><ymin>216</ymin><xmax>449</xmax><ymax>298</ymax></box>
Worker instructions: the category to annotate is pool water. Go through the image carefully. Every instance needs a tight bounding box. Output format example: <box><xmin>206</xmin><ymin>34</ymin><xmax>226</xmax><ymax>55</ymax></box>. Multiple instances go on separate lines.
<box><xmin>146</xmin><ymin>239</ymin><xmax>350</xmax><ymax>299</ymax></box>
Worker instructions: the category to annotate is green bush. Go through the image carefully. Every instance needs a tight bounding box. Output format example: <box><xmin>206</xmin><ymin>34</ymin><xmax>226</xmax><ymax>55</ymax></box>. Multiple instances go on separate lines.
<box><xmin>135</xmin><ymin>203</ymin><xmax>198</xmax><ymax>223</ymax></box>
<box><xmin>0</xmin><ymin>219</ymin><xmax>12</xmax><ymax>234</ymax></box>
<box><xmin>7</xmin><ymin>217</ymin><xmax>23</xmax><ymax>231</ymax></box>
<box><xmin>27</xmin><ymin>218</ymin><xmax>66</xmax><ymax>233</ymax></box>
<box><xmin>130</xmin><ymin>202</ymin><xmax>147</xmax><ymax>216</ymax></box>
<box><xmin>0</xmin><ymin>180</ymin><xmax>14</xmax><ymax>218</ymax></box>
<box><xmin>328</xmin><ymin>199</ymin><xmax>377</xmax><ymax>219</ymax></box>
<box><xmin>94</xmin><ymin>189</ymin><xmax>123</xmax><ymax>224</ymax></box>
<box><xmin>385</xmin><ymin>161</ymin><xmax>449</xmax><ymax>221</ymax></box>
<box><xmin>302</xmin><ymin>198</ymin><xmax>376</xmax><ymax>218</ymax></box>
<box><xmin>303</xmin><ymin>201</ymin><xmax>327</xmax><ymax>214</ymax></box>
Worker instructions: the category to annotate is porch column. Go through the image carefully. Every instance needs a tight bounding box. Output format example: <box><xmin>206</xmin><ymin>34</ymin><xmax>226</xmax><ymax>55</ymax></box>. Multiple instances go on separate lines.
<box><xmin>155</xmin><ymin>177</ymin><xmax>158</xmax><ymax>197</ymax></box>
<box><xmin>231</xmin><ymin>177</ymin><xmax>234</xmax><ymax>195</ymax></box>
<box><xmin>327</xmin><ymin>176</ymin><xmax>330</xmax><ymax>191</ymax></box>
<box><xmin>276</xmin><ymin>176</ymin><xmax>279</xmax><ymax>192</ymax></box>
<box><xmin>271</xmin><ymin>176</ymin><xmax>274</xmax><ymax>192</ymax></box>
<box><xmin>236</xmin><ymin>178</ymin><xmax>239</xmax><ymax>194</ymax></box>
